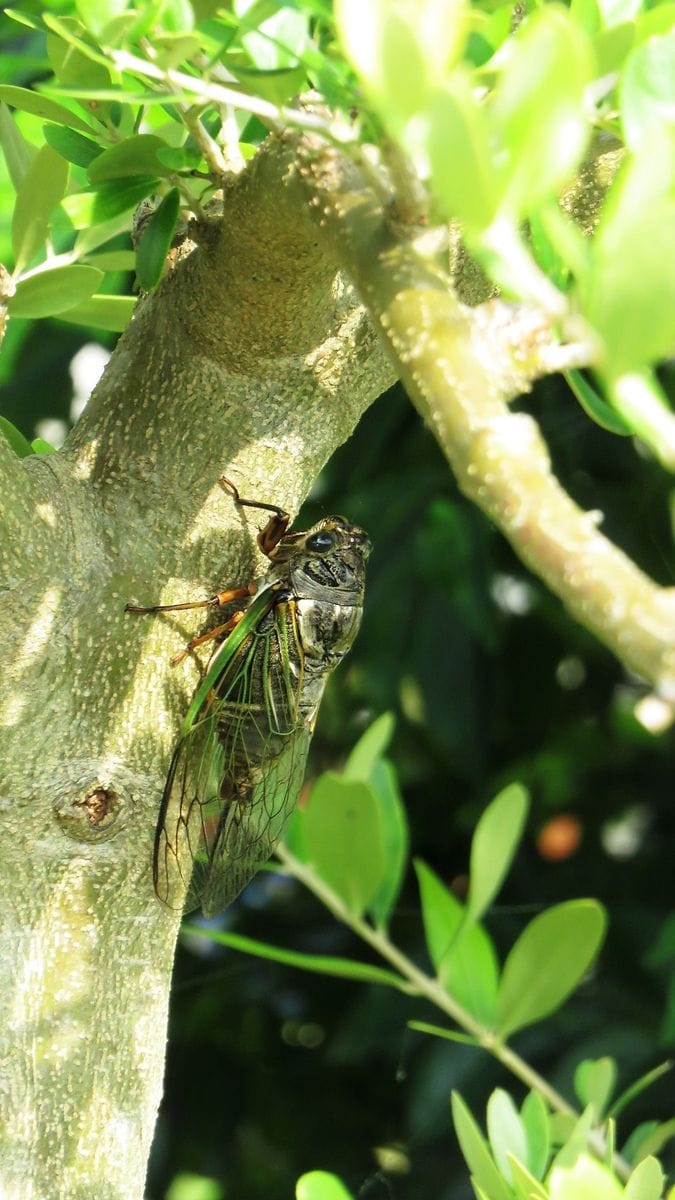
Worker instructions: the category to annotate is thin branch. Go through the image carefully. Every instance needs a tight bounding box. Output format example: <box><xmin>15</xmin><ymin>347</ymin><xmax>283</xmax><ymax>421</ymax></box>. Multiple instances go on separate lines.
<box><xmin>276</xmin><ymin>843</ymin><xmax>632</xmax><ymax>1183</ymax></box>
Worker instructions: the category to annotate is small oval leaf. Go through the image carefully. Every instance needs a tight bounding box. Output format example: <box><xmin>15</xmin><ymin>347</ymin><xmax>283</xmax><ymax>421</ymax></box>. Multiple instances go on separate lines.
<box><xmin>496</xmin><ymin>900</ymin><xmax>607</xmax><ymax>1038</ymax></box>
<box><xmin>296</xmin><ymin>1171</ymin><xmax>354</xmax><ymax>1200</ymax></box>
<box><xmin>9</xmin><ymin>264</ymin><xmax>103</xmax><ymax>318</ymax></box>
<box><xmin>466</xmin><ymin>783</ymin><xmax>528</xmax><ymax>926</ymax></box>
<box><xmin>12</xmin><ymin>143</ymin><xmax>69</xmax><ymax>272</ymax></box>
<box><xmin>43</xmin><ymin>122</ymin><xmax>102</xmax><ymax>168</ymax></box>
<box><xmin>135</xmin><ymin>187</ymin><xmax>181</xmax><ymax>291</ymax></box>
<box><xmin>0</xmin><ymin>83</ymin><xmax>93</xmax><ymax>133</ymax></box>
<box><xmin>88</xmin><ymin>134</ymin><xmax>173</xmax><ymax>183</ymax></box>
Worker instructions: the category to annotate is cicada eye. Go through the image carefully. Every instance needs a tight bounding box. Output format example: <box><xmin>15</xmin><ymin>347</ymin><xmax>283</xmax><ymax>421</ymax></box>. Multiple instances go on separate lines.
<box><xmin>305</xmin><ymin>530</ymin><xmax>338</xmax><ymax>553</ymax></box>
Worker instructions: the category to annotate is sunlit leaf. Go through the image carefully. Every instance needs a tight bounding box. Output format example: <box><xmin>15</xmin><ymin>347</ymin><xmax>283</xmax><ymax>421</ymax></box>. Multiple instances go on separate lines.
<box><xmin>496</xmin><ymin>900</ymin><xmax>607</xmax><ymax>1038</ymax></box>
<box><xmin>486</xmin><ymin>1089</ymin><xmax>528</xmax><ymax>1183</ymax></box>
<box><xmin>0</xmin><ymin>415</ymin><xmax>33</xmax><ymax>457</ymax></box>
<box><xmin>0</xmin><ymin>102</ymin><xmax>37</xmax><ymax>192</ymax></box>
<box><xmin>12</xmin><ymin>143</ymin><xmax>69</xmax><ymax>271</ymax></box>
<box><xmin>416</xmin><ymin>860</ymin><xmax>499</xmax><ymax>1023</ymax></box>
<box><xmin>451</xmin><ymin>1092</ymin><xmax>513</xmax><ymax>1200</ymax></box>
<box><xmin>88</xmin><ymin>135</ymin><xmax>174</xmax><ymax>183</ymax></box>
<box><xmin>575</xmin><ymin>1057</ymin><xmax>617</xmax><ymax>1120</ymax></box>
<box><xmin>625</xmin><ymin>1157</ymin><xmax>666</xmax><ymax>1200</ymax></box>
<box><xmin>299</xmin><ymin>774</ymin><xmax>389</xmax><ymax>916</ymax></box>
<box><xmin>465</xmin><ymin>783</ymin><xmax>528</xmax><ymax>927</ymax></box>
<box><xmin>55</xmin><ymin>293</ymin><xmax>136</xmax><ymax>331</ymax></box>
<box><xmin>548</xmin><ymin>1154</ymin><xmax>623</xmax><ymax>1200</ymax></box>
<box><xmin>0</xmin><ymin>83</ymin><xmax>93</xmax><ymax>133</ymax></box>
<box><xmin>492</xmin><ymin>7</ymin><xmax>592</xmax><ymax>214</ymax></box>
<box><xmin>9</xmin><ymin>264</ymin><xmax>103</xmax><ymax>318</ymax></box>
<box><xmin>296</xmin><ymin>1171</ymin><xmax>354</xmax><ymax>1200</ymax></box>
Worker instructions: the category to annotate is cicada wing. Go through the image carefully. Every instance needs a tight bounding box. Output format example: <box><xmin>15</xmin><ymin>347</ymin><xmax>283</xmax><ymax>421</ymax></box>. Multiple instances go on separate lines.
<box><xmin>200</xmin><ymin>724</ymin><xmax>311</xmax><ymax>917</ymax></box>
<box><xmin>153</xmin><ymin>587</ymin><xmax>313</xmax><ymax>916</ymax></box>
<box><xmin>153</xmin><ymin>705</ymin><xmax>226</xmax><ymax>913</ymax></box>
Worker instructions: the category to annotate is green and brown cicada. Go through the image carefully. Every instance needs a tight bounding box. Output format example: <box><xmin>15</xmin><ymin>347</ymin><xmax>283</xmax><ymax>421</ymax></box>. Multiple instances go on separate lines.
<box><xmin>127</xmin><ymin>480</ymin><xmax>370</xmax><ymax>917</ymax></box>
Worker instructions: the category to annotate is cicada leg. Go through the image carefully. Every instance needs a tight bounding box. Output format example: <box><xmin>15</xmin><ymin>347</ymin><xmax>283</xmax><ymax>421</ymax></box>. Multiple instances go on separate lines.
<box><xmin>220</xmin><ymin>475</ymin><xmax>291</xmax><ymax>558</ymax></box>
<box><xmin>170</xmin><ymin>608</ymin><xmax>245</xmax><ymax>666</ymax></box>
<box><xmin>125</xmin><ymin>584</ymin><xmax>253</xmax><ymax>617</ymax></box>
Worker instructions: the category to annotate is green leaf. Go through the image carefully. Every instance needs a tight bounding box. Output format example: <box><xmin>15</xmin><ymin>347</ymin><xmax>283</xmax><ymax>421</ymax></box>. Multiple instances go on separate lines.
<box><xmin>135</xmin><ymin>187</ymin><xmax>180</xmax><ymax>291</ymax></box>
<box><xmin>0</xmin><ymin>102</ymin><xmax>36</xmax><ymax>190</ymax></box>
<box><xmin>343</xmin><ymin>712</ymin><xmax>395</xmax><ymax>781</ymax></box>
<box><xmin>335</xmin><ymin>0</ymin><xmax>429</xmax><ymax>129</ymax></box>
<box><xmin>300</xmin><ymin>774</ymin><xmax>389</xmax><ymax>916</ymax></box>
<box><xmin>565</xmin><ymin>370</ymin><xmax>633</xmax><ymax>435</ymax></box>
<box><xmin>579</xmin><ymin>132</ymin><xmax>675</xmax><ymax>376</ymax></box>
<box><xmin>8</xmin><ymin>264</ymin><xmax>103</xmax><ymax>318</ymax></box>
<box><xmin>236</xmin><ymin>0</ymin><xmax>309</xmax><ymax>70</ymax></box>
<box><xmin>12</xmin><ymin>143</ymin><xmax>69</xmax><ymax>272</ymax></box>
<box><xmin>624</xmin><ymin>1157</ymin><xmax>665</xmax><ymax>1200</ymax></box>
<box><xmin>165</xmin><ymin>1172</ymin><xmax>223</xmax><ymax>1200</ymax></box>
<box><xmin>83</xmin><ymin>249</ymin><xmax>136</xmax><ymax>271</ymax></box>
<box><xmin>520</xmin><ymin>1092</ymin><xmax>550</xmax><ymax>1180</ymax></box>
<box><xmin>42</xmin><ymin>122</ymin><xmax>102</xmax><ymax>168</ymax></box>
<box><xmin>62</xmin><ymin>176</ymin><xmax>161</xmax><ymax>227</ymax></box>
<box><xmin>88</xmin><ymin>135</ymin><xmax>174</xmax><ymax>183</ymax></box>
<box><xmin>337</xmin><ymin>0</ymin><xmax>466</xmax><ymax>113</ymax></box>
<box><xmin>43</xmin><ymin>13</ymin><xmax>113</xmax><ymax>72</ymax></box>
<box><xmin>491</xmin><ymin>7</ymin><xmax>592</xmax><ymax>215</ymax></box>
<box><xmin>364</xmin><ymin>758</ymin><xmax>409</xmax><ymax>926</ymax></box>
<box><xmin>451</xmin><ymin>1093</ymin><xmax>513</xmax><ymax>1200</ymax></box>
<box><xmin>574</xmin><ymin>1057</ymin><xmax>617</xmax><ymax>1120</ymax></box>
<box><xmin>551</xmin><ymin>1107</ymin><xmax>596</xmax><ymax>1170</ymax></box>
<box><xmin>424</xmin><ymin>76</ymin><xmax>497</xmax><ymax>230</ymax></box>
<box><xmin>296</xmin><ymin>1171</ymin><xmax>354</xmax><ymax>1200</ymax></box>
<box><xmin>4</xmin><ymin>9</ymin><xmax>46</xmax><ymax>32</ymax></box>
<box><xmin>0</xmin><ymin>415</ymin><xmax>33</xmax><ymax>457</ymax></box>
<box><xmin>0</xmin><ymin>84</ymin><xmax>93</xmax><ymax>133</ymax></box>
<box><xmin>75</xmin><ymin>0</ymin><xmax>130</xmax><ymax>38</ymax></box>
<box><xmin>624</xmin><ymin>1118</ymin><xmax>675</xmax><ymax>1163</ymax></box>
<box><xmin>496</xmin><ymin>900</ymin><xmax>607</xmax><ymax>1038</ymax></box>
<box><xmin>620</xmin><ymin>33</ymin><xmax>675</xmax><ymax>152</ymax></box>
<box><xmin>508</xmin><ymin>1157</ymin><xmax>549</xmax><ymax>1200</ymax></box>
<box><xmin>548</xmin><ymin>1154</ymin><xmax>624</xmax><ymax>1200</ymax></box>
<box><xmin>465</xmin><ymin>783</ymin><xmax>528</xmax><ymax>927</ymax></box>
<box><xmin>30</xmin><ymin>437</ymin><xmax>57</xmax><ymax>454</ymax></box>
<box><xmin>188</xmin><ymin>927</ymin><xmax>409</xmax><ymax>992</ymax></box>
<box><xmin>55</xmin><ymin>293</ymin><xmax>136</xmax><ymax>331</ymax></box>
<box><xmin>597</xmin><ymin>0</ymin><xmax>643</xmax><ymax>28</ymax></box>
<box><xmin>486</xmin><ymin>1089</ymin><xmax>528</xmax><ymax>1184</ymax></box>
<box><xmin>415</xmin><ymin>860</ymin><xmax>499</xmax><ymax>1024</ymax></box>
<box><xmin>73</xmin><ymin>209</ymin><xmax>139</xmax><ymax>255</ymax></box>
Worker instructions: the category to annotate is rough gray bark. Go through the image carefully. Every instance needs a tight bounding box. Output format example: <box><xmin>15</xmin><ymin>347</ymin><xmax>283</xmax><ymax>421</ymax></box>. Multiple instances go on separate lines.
<box><xmin>0</xmin><ymin>134</ymin><xmax>394</xmax><ymax>1199</ymax></box>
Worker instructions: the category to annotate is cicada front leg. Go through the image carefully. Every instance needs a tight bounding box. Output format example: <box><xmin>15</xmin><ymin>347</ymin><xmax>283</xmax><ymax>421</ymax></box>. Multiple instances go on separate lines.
<box><xmin>219</xmin><ymin>476</ymin><xmax>291</xmax><ymax>559</ymax></box>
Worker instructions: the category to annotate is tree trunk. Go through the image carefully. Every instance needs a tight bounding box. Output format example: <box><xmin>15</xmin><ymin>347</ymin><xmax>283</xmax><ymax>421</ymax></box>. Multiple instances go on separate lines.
<box><xmin>0</xmin><ymin>133</ymin><xmax>394</xmax><ymax>1199</ymax></box>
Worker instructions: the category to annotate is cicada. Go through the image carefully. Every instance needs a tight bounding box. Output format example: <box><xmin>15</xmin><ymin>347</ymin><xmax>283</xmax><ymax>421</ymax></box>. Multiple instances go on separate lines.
<box><xmin>126</xmin><ymin>480</ymin><xmax>370</xmax><ymax>916</ymax></box>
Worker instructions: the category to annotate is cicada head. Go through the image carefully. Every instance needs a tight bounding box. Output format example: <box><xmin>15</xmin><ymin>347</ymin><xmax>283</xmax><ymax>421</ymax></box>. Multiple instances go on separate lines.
<box><xmin>271</xmin><ymin>516</ymin><xmax>371</xmax><ymax>605</ymax></box>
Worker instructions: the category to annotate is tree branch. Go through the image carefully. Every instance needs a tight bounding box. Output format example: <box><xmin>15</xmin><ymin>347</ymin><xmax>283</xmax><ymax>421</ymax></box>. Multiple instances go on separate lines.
<box><xmin>0</xmin><ymin>132</ymin><xmax>395</xmax><ymax>1199</ymax></box>
<box><xmin>298</xmin><ymin>140</ymin><xmax>675</xmax><ymax>697</ymax></box>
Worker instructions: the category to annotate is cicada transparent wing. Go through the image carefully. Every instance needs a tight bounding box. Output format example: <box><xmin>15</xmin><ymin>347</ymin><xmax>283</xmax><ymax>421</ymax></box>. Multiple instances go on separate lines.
<box><xmin>153</xmin><ymin>583</ymin><xmax>312</xmax><ymax>916</ymax></box>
